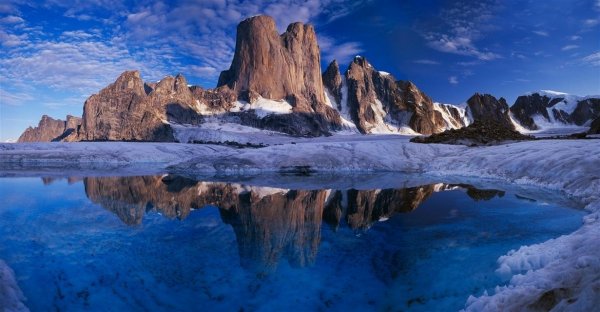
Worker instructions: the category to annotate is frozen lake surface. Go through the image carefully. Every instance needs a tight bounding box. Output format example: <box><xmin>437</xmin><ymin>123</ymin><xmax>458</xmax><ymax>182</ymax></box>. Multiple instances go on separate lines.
<box><xmin>0</xmin><ymin>175</ymin><xmax>585</xmax><ymax>311</ymax></box>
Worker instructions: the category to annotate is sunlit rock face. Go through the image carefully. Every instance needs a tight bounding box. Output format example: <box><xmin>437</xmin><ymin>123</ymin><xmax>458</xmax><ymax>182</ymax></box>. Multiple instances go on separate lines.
<box><xmin>344</xmin><ymin>56</ymin><xmax>463</xmax><ymax>135</ymax></box>
<box><xmin>81</xmin><ymin>175</ymin><xmax>504</xmax><ymax>272</ymax></box>
<box><xmin>217</xmin><ymin>15</ymin><xmax>343</xmax><ymax>136</ymax></box>
<box><xmin>17</xmin><ymin>115</ymin><xmax>81</xmax><ymax>142</ymax></box>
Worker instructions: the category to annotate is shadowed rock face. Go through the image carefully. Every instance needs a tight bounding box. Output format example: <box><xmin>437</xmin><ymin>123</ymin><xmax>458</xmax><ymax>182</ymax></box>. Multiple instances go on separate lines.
<box><xmin>17</xmin><ymin>115</ymin><xmax>81</xmax><ymax>142</ymax></box>
<box><xmin>590</xmin><ymin>117</ymin><xmax>600</xmax><ymax>134</ymax></box>
<box><xmin>510</xmin><ymin>94</ymin><xmax>564</xmax><ymax>130</ymax></box>
<box><xmin>571</xmin><ymin>98</ymin><xmax>600</xmax><ymax>126</ymax></box>
<box><xmin>466</xmin><ymin>93</ymin><xmax>514</xmax><ymax>130</ymax></box>
<box><xmin>510</xmin><ymin>93</ymin><xmax>600</xmax><ymax>130</ymax></box>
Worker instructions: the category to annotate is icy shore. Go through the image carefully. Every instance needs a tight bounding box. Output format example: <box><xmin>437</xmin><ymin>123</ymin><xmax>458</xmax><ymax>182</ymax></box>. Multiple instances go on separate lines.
<box><xmin>1</xmin><ymin>136</ymin><xmax>599</xmax><ymax>310</ymax></box>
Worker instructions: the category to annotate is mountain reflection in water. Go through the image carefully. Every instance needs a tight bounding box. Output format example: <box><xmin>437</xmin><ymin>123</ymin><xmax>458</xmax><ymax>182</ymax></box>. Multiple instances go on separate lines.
<box><xmin>77</xmin><ymin>175</ymin><xmax>505</xmax><ymax>271</ymax></box>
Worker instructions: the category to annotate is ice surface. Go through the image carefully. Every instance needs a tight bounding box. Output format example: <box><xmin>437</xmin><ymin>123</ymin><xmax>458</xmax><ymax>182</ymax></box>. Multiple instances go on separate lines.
<box><xmin>0</xmin><ymin>260</ymin><xmax>28</xmax><ymax>312</ymax></box>
<box><xmin>1</xmin><ymin>136</ymin><xmax>600</xmax><ymax>310</ymax></box>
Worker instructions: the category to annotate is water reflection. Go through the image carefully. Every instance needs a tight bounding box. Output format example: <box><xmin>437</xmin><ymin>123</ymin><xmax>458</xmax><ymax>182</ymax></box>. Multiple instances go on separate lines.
<box><xmin>76</xmin><ymin>175</ymin><xmax>506</xmax><ymax>271</ymax></box>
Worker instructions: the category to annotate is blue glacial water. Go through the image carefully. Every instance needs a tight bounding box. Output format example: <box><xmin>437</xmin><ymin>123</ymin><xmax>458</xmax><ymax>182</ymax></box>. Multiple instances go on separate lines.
<box><xmin>0</xmin><ymin>175</ymin><xmax>585</xmax><ymax>311</ymax></box>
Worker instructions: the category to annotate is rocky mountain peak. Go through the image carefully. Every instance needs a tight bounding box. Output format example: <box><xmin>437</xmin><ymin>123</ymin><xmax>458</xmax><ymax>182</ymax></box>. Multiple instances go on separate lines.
<box><xmin>111</xmin><ymin>70</ymin><xmax>145</xmax><ymax>96</ymax></box>
<box><xmin>217</xmin><ymin>14</ymin><xmax>325</xmax><ymax>109</ymax></box>
<box><xmin>466</xmin><ymin>93</ymin><xmax>514</xmax><ymax>130</ymax></box>
<box><xmin>322</xmin><ymin>60</ymin><xmax>342</xmax><ymax>107</ymax></box>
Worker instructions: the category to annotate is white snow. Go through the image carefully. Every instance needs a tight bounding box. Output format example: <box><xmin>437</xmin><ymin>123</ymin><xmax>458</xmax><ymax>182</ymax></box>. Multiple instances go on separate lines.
<box><xmin>2</xmin><ymin>137</ymin><xmax>600</xmax><ymax>310</ymax></box>
<box><xmin>378</xmin><ymin>71</ymin><xmax>390</xmax><ymax>76</ymax></box>
<box><xmin>524</xmin><ymin>90</ymin><xmax>600</xmax><ymax>115</ymax></box>
<box><xmin>0</xmin><ymin>260</ymin><xmax>28</xmax><ymax>312</ymax></box>
<box><xmin>433</xmin><ymin>102</ymin><xmax>470</xmax><ymax>130</ymax></box>
<box><xmin>230</xmin><ymin>97</ymin><xmax>293</xmax><ymax>118</ymax></box>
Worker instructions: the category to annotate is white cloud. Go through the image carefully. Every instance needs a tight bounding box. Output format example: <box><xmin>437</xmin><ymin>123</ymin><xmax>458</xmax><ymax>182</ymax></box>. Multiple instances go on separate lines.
<box><xmin>582</xmin><ymin>52</ymin><xmax>600</xmax><ymax>66</ymax></box>
<box><xmin>318</xmin><ymin>35</ymin><xmax>363</xmax><ymax>65</ymax></box>
<box><xmin>584</xmin><ymin>19</ymin><xmax>599</xmax><ymax>27</ymax></box>
<box><xmin>532</xmin><ymin>30</ymin><xmax>549</xmax><ymax>37</ymax></box>
<box><xmin>0</xmin><ymin>88</ymin><xmax>34</xmax><ymax>106</ymax></box>
<box><xmin>561</xmin><ymin>45</ymin><xmax>579</xmax><ymax>51</ymax></box>
<box><xmin>419</xmin><ymin>1</ymin><xmax>502</xmax><ymax>61</ymax></box>
<box><xmin>570</xmin><ymin>35</ymin><xmax>581</xmax><ymax>40</ymax></box>
<box><xmin>413</xmin><ymin>59</ymin><xmax>440</xmax><ymax>65</ymax></box>
<box><xmin>0</xmin><ymin>15</ymin><xmax>24</xmax><ymax>24</ymax></box>
<box><xmin>449</xmin><ymin>76</ymin><xmax>459</xmax><ymax>84</ymax></box>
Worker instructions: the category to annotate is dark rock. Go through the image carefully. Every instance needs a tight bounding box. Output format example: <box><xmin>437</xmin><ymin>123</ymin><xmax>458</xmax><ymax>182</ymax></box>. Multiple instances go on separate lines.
<box><xmin>571</xmin><ymin>98</ymin><xmax>600</xmax><ymax>126</ymax></box>
<box><xmin>589</xmin><ymin>116</ymin><xmax>600</xmax><ymax>134</ymax></box>
<box><xmin>466</xmin><ymin>93</ymin><xmax>514</xmax><ymax>130</ymax></box>
<box><xmin>510</xmin><ymin>93</ymin><xmax>564</xmax><ymax>130</ymax></box>
<box><xmin>410</xmin><ymin>120</ymin><xmax>533</xmax><ymax>145</ymax></box>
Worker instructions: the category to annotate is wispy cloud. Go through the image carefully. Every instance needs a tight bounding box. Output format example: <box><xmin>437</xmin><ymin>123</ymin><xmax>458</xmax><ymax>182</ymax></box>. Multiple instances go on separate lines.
<box><xmin>413</xmin><ymin>59</ymin><xmax>440</xmax><ymax>65</ymax></box>
<box><xmin>419</xmin><ymin>0</ymin><xmax>501</xmax><ymax>61</ymax></box>
<box><xmin>0</xmin><ymin>15</ymin><xmax>24</xmax><ymax>24</ymax></box>
<box><xmin>318</xmin><ymin>35</ymin><xmax>363</xmax><ymax>65</ymax></box>
<box><xmin>532</xmin><ymin>30</ymin><xmax>549</xmax><ymax>37</ymax></box>
<box><xmin>561</xmin><ymin>45</ymin><xmax>579</xmax><ymax>51</ymax></box>
<box><xmin>448</xmin><ymin>76</ymin><xmax>459</xmax><ymax>84</ymax></box>
<box><xmin>582</xmin><ymin>51</ymin><xmax>600</xmax><ymax>66</ymax></box>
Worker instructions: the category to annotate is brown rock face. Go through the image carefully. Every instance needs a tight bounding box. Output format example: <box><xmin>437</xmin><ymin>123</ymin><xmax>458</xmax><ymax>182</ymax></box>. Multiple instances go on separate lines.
<box><xmin>322</xmin><ymin>60</ymin><xmax>343</xmax><ymax>108</ymax></box>
<box><xmin>589</xmin><ymin>116</ymin><xmax>600</xmax><ymax>134</ymax></box>
<box><xmin>466</xmin><ymin>93</ymin><xmax>514</xmax><ymax>130</ymax></box>
<box><xmin>17</xmin><ymin>115</ymin><xmax>81</xmax><ymax>142</ymax></box>
<box><xmin>80</xmin><ymin>71</ymin><xmax>205</xmax><ymax>141</ymax></box>
<box><xmin>218</xmin><ymin>16</ymin><xmax>324</xmax><ymax>108</ymax></box>
<box><xmin>217</xmin><ymin>15</ymin><xmax>342</xmax><ymax>135</ymax></box>
<box><xmin>345</xmin><ymin>56</ymin><xmax>452</xmax><ymax>135</ymax></box>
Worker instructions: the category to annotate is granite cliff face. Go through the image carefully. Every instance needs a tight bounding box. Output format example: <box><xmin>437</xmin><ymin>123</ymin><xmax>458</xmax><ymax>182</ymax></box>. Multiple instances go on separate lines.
<box><xmin>81</xmin><ymin>71</ymin><xmax>184</xmax><ymax>141</ymax></box>
<box><xmin>217</xmin><ymin>15</ymin><xmax>342</xmax><ymax>136</ymax></box>
<box><xmin>17</xmin><ymin>115</ymin><xmax>81</xmax><ymax>142</ymax></box>
<box><xmin>510</xmin><ymin>92</ymin><xmax>600</xmax><ymax>130</ymax></box>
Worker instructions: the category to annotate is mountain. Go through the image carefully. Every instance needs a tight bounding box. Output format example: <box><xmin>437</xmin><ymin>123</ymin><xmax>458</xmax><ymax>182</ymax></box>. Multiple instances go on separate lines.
<box><xmin>510</xmin><ymin>90</ymin><xmax>600</xmax><ymax>130</ymax></box>
<box><xmin>465</xmin><ymin>93</ymin><xmax>514</xmax><ymax>130</ymax></box>
<box><xmin>16</xmin><ymin>15</ymin><xmax>505</xmax><ymax>143</ymax></box>
<box><xmin>17</xmin><ymin>115</ymin><xmax>81</xmax><ymax>142</ymax></box>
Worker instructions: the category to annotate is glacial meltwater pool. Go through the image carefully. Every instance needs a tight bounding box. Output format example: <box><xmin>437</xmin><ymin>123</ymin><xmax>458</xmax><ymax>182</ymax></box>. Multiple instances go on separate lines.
<box><xmin>0</xmin><ymin>175</ymin><xmax>585</xmax><ymax>311</ymax></box>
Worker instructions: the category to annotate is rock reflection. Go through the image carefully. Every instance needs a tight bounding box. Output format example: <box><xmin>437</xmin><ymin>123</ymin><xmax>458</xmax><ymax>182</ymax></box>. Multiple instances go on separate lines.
<box><xmin>77</xmin><ymin>175</ymin><xmax>504</xmax><ymax>271</ymax></box>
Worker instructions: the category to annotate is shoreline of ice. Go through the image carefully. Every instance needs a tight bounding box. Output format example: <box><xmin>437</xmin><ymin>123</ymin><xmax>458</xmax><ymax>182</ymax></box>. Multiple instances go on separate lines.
<box><xmin>1</xmin><ymin>136</ymin><xmax>599</xmax><ymax>310</ymax></box>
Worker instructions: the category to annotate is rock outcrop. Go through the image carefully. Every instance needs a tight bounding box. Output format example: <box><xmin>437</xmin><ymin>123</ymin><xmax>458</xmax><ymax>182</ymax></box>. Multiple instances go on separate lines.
<box><xmin>343</xmin><ymin>56</ymin><xmax>463</xmax><ymax>135</ymax></box>
<box><xmin>589</xmin><ymin>117</ymin><xmax>600</xmax><ymax>134</ymax></box>
<box><xmin>411</xmin><ymin>120</ymin><xmax>533</xmax><ymax>146</ymax></box>
<box><xmin>510</xmin><ymin>92</ymin><xmax>600</xmax><ymax>130</ymax></box>
<box><xmin>217</xmin><ymin>15</ymin><xmax>342</xmax><ymax>135</ymax></box>
<box><xmin>322</xmin><ymin>60</ymin><xmax>343</xmax><ymax>108</ymax></box>
<box><xmin>17</xmin><ymin>114</ymin><xmax>81</xmax><ymax>142</ymax></box>
<box><xmin>466</xmin><ymin>93</ymin><xmax>514</xmax><ymax>130</ymax></box>
<box><xmin>80</xmin><ymin>71</ymin><xmax>185</xmax><ymax>141</ymax></box>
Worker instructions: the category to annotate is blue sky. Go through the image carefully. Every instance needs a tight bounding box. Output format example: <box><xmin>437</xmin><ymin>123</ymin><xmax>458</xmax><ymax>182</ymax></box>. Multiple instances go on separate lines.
<box><xmin>1</xmin><ymin>0</ymin><xmax>599</xmax><ymax>141</ymax></box>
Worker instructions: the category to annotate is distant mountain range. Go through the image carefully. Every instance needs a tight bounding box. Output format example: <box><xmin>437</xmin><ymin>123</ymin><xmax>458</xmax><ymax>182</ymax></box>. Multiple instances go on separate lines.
<box><xmin>17</xmin><ymin>15</ymin><xmax>600</xmax><ymax>143</ymax></box>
